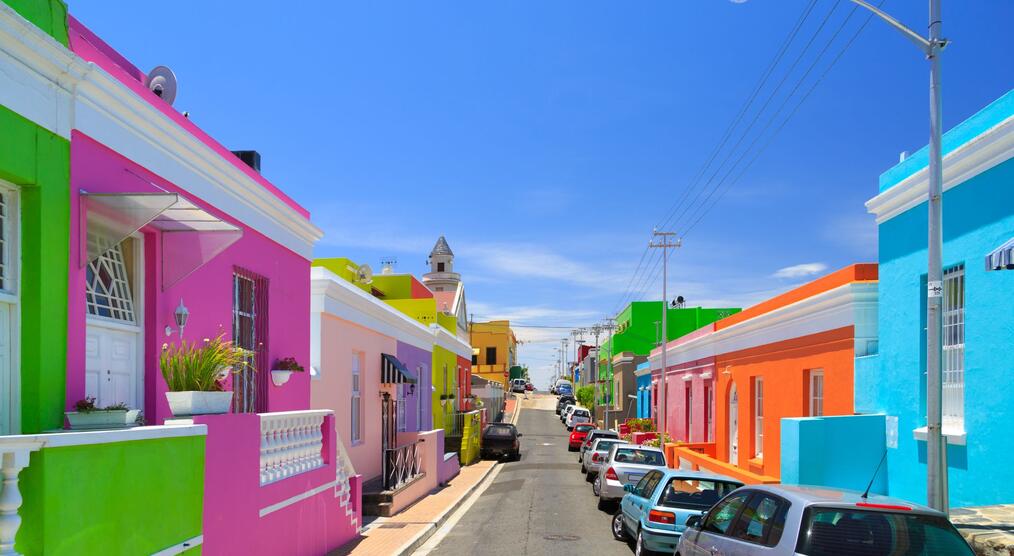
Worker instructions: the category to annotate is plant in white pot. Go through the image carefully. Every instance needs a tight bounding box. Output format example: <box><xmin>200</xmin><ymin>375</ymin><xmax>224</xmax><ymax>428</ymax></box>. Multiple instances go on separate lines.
<box><xmin>65</xmin><ymin>397</ymin><xmax>141</xmax><ymax>430</ymax></box>
<box><xmin>270</xmin><ymin>356</ymin><xmax>304</xmax><ymax>386</ymax></box>
<box><xmin>161</xmin><ymin>334</ymin><xmax>248</xmax><ymax>417</ymax></box>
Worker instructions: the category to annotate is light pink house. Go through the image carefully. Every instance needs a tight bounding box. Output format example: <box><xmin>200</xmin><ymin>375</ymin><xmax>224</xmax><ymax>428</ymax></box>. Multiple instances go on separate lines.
<box><xmin>60</xmin><ymin>14</ymin><xmax>361</xmax><ymax>554</ymax></box>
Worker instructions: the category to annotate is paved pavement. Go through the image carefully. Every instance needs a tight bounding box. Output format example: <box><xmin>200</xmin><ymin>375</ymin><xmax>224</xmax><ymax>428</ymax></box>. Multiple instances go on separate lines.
<box><xmin>950</xmin><ymin>504</ymin><xmax>1014</xmax><ymax>556</ymax></box>
<box><xmin>421</xmin><ymin>393</ymin><xmax>633</xmax><ymax>556</ymax></box>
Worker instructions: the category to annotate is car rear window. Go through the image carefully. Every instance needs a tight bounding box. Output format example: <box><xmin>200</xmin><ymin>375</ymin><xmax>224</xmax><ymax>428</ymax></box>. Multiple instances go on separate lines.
<box><xmin>613</xmin><ymin>448</ymin><xmax>665</xmax><ymax>466</ymax></box>
<box><xmin>796</xmin><ymin>507</ymin><xmax>974</xmax><ymax>556</ymax></box>
<box><xmin>572</xmin><ymin>415</ymin><xmax>591</xmax><ymax>424</ymax></box>
<box><xmin>659</xmin><ymin>478</ymin><xmax>742</xmax><ymax>510</ymax></box>
<box><xmin>594</xmin><ymin>440</ymin><xmax>621</xmax><ymax>451</ymax></box>
<box><xmin>485</xmin><ymin>425</ymin><xmax>515</xmax><ymax>438</ymax></box>
<box><xmin>574</xmin><ymin>409</ymin><xmax>590</xmax><ymax>416</ymax></box>
<box><xmin>575</xmin><ymin>424</ymin><xmax>595</xmax><ymax>432</ymax></box>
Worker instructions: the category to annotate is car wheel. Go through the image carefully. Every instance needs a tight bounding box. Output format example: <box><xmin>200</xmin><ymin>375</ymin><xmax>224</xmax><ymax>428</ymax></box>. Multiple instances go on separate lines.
<box><xmin>611</xmin><ymin>510</ymin><xmax>628</xmax><ymax>541</ymax></box>
<box><xmin>580</xmin><ymin>463</ymin><xmax>586</xmax><ymax>473</ymax></box>
<box><xmin>585</xmin><ymin>472</ymin><xmax>594</xmax><ymax>483</ymax></box>
<box><xmin>597</xmin><ymin>496</ymin><xmax>610</xmax><ymax>511</ymax></box>
<box><xmin>635</xmin><ymin>528</ymin><xmax>658</xmax><ymax>556</ymax></box>
<box><xmin>592</xmin><ymin>476</ymin><xmax>601</xmax><ymax>496</ymax></box>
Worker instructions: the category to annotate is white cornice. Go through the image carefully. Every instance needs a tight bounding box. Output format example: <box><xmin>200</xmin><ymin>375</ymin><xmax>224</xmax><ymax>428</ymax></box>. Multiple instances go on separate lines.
<box><xmin>0</xmin><ymin>5</ymin><xmax>322</xmax><ymax>258</ymax></box>
<box><xmin>866</xmin><ymin>115</ymin><xmax>1014</xmax><ymax>224</ymax></box>
<box><xmin>431</xmin><ymin>324</ymin><xmax>472</xmax><ymax>359</ymax></box>
<box><xmin>649</xmin><ymin>283</ymin><xmax>878</xmax><ymax>369</ymax></box>
<box><xmin>310</xmin><ymin>267</ymin><xmax>434</xmax><ymax>352</ymax></box>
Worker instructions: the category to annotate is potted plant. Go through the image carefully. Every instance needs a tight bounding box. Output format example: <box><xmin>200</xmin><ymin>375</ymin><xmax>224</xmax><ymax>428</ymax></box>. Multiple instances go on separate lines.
<box><xmin>65</xmin><ymin>398</ymin><xmax>141</xmax><ymax>430</ymax></box>
<box><xmin>270</xmin><ymin>357</ymin><xmax>304</xmax><ymax>386</ymax></box>
<box><xmin>161</xmin><ymin>334</ymin><xmax>248</xmax><ymax>416</ymax></box>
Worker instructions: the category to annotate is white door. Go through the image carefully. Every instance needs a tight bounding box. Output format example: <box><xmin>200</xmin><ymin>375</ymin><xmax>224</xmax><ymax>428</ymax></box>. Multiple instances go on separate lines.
<box><xmin>728</xmin><ymin>383</ymin><xmax>738</xmax><ymax>465</ymax></box>
<box><xmin>0</xmin><ymin>303</ymin><xmax>13</xmax><ymax>434</ymax></box>
<box><xmin>85</xmin><ymin>239</ymin><xmax>142</xmax><ymax>410</ymax></box>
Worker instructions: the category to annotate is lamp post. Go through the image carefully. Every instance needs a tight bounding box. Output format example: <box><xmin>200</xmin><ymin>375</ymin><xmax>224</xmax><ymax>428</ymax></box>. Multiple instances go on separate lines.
<box><xmin>847</xmin><ymin>0</ymin><xmax>948</xmax><ymax>513</ymax></box>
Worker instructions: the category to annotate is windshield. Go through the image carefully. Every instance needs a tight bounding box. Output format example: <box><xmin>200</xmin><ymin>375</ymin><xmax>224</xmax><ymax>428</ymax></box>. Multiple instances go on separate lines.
<box><xmin>572</xmin><ymin>415</ymin><xmax>591</xmax><ymax>424</ymax></box>
<box><xmin>613</xmin><ymin>448</ymin><xmax>665</xmax><ymax>466</ymax></box>
<box><xmin>575</xmin><ymin>424</ymin><xmax>595</xmax><ymax>432</ymax></box>
<box><xmin>796</xmin><ymin>507</ymin><xmax>974</xmax><ymax>556</ymax></box>
<box><xmin>594</xmin><ymin>440</ymin><xmax>621</xmax><ymax>452</ymax></box>
<box><xmin>659</xmin><ymin>478</ymin><xmax>741</xmax><ymax>510</ymax></box>
<box><xmin>485</xmin><ymin>425</ymin><xmax>515</xmax><ymax>438</ymax></box>
<box><xmin>574</xmin><ymin>410</ymin><xmax>590</xmax><ymax>417</ymax></box>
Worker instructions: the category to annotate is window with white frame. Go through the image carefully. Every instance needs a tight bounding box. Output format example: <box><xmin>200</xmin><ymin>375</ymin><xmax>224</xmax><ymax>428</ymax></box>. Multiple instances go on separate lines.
<box><xmin>942</xmin><ymin>265</ymin><xmax>965</xmax><ymax>431</ymax></box>
<box><xmin>85</xmin><ymin>239</ymin><xmax>136</xmax><ymax>323</ymax></box>
<box><xmin>351</xmin><ymin>352</ymin><xmax>362</xmax><ymax>443</ymax></box>
<box><xmin>809</xmin><ymin>369</ymin><xmax>824</xmax><ymax>417</ymax></box>
<box><xmin>0</xmin><ymin>187</ymin><xmax>15</xmax><ymax>294</ymax></box>
<box><xmin>753</xmin><ymin>377</ymin><xmax>764</xmax><ymax>458</ymax></box>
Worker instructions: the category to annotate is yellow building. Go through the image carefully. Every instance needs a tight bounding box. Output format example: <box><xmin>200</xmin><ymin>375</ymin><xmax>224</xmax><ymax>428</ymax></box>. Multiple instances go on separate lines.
<box><xmin>470</xmin><ymin>320</ymin><xmax>517</xmax><ymax>389</ymax></box>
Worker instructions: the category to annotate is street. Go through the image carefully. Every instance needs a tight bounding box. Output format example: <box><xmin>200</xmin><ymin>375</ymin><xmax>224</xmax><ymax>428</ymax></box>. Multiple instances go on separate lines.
<box><xmin>423</xmin><ymin>393</ymin><xmax>633</xmax><ymax>556</ymax></box>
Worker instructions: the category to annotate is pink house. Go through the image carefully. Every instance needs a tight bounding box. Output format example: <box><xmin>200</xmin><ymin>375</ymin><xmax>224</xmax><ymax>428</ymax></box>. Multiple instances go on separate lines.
<box><xmin>650</xmin><ymin>323</ymin><xmax>718</xmax><ymax>443</ymax></box>
<box><xmin>59</xmin><ymin>15</ymin><xmax>361</xmax><ymax>553</ymax></box>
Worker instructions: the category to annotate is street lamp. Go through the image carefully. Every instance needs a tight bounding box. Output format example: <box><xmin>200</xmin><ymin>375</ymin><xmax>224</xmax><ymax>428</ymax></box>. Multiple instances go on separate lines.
<box><xmin>848</xmin><ymin>0</ymin><xmax>948</xmax><ymax>513</ymax></box>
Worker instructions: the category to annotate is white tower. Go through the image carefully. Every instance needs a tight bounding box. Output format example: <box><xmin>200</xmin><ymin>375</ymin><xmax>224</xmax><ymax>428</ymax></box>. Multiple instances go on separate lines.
<box><xmin>422</xmin><ymin>236</ymin><xmax>460</xmax><ymax>292</ymax></box>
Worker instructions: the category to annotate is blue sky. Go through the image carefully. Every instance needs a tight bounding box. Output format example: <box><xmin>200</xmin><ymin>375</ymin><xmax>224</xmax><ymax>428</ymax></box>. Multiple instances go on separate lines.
<box><xmin>71</xmin><ymin>1</ymin><xmax>1013</xmax><ymax>388</ymax></box>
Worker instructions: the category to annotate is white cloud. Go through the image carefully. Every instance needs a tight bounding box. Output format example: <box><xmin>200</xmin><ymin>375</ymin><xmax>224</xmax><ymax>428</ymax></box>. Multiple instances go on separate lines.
<box><xmin>772</xmin><ymin>262</ymin><xmax>828</xmax><ymax>279</ymax></box>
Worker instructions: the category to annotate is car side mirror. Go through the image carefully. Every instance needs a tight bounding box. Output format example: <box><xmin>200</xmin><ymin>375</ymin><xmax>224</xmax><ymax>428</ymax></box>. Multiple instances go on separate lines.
<box><xmin>623</xmin><ymin>484</ymin><xmax>636</xmax><ymax>493</ymax></box>
<box><xmin>686</xmin><ymin>513</ymin><xmax>704</xmax><ymax>529</ymax></box>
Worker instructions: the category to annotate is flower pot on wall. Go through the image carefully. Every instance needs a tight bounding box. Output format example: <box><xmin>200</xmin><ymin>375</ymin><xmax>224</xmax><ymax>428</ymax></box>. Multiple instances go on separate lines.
<box><xmin>271</xmin><ymin>369</ymin><xmax>293</xmax><ymax>386</ymax></box>
<box><xmin>165</xmin><ymin>391</ymin><xmax>233</xmax><ymax>416</ymax></box>
<box><xmin>65</xmin><ymin>409</ymin><xmax>140</xmax><ymax>430</ymax></box>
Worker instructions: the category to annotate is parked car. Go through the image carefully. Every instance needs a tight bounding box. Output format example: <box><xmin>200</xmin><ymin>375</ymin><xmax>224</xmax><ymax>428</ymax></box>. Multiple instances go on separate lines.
<box><xmin>556</xmin><ymin>395</ymin><xmax>576</xmax><ymax>415</ymax></box>
<box><xmin>510</xmin><ymin>378</ymin><xmax>527</xmax><ymax>393</ymax></box>
<box><xmin>677</xmin><ymin>484</ymin><xmax>974</xmax><ymax>556</ymax></box>
<box><xmin>579</xmin><ymin>429</ymin><xmax>620</xmax><ymax>461</ymax></box>
<box><xmin>561</xmin><ymin>404</ymin><xmax>578</xmax><ymax>424</ymax></box>
<box><xmin>525</xmin><ymin>382</ymin><xmax>534</xmax><ymax>392</ymax></box>
<box><xmin>611</xmin><ymin>469</ymin><xmax>742</xmax><ymax>555</ymax></box>
<box><xmin>480</xmin><ymin>422</ymin><xmax>522</xmax><ymax>461</ymax></box>
<box><xmin>594</xmin><ymin>444</ymin><xmax>667</xmax><ymax>510</ymax></box>
<box><xmin>566</xmin><ymin>408</ymin><xmax>592</xmax><ymax>430</ymax></box>
<box><xmin>568</xmin><ymin>423</ymin><xmax>596</xmax><ymax>451</ymax></box>
<box><xmin>582</xmin><ymin>437</ymin><xmax>624</xmax><ymax>479</ymax></box>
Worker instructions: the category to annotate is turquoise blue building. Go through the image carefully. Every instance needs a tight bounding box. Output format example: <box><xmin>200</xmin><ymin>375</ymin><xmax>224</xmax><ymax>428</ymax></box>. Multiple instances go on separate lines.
<box><xmin>858</xmin><ymin>89</ymin><xmax>1014</xmax><ymax>509</ymax></box>
<box><xmin>635</xmin><ymin>362</ymin><xmax>652</xmax><ymax>419</ymax></box>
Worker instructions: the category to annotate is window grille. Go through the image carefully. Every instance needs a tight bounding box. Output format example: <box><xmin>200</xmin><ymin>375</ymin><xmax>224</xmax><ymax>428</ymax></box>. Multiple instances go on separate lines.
<box><xmin>754</xmin><ymin>377</ymin><xmax>764</xmax><ymax>458</ymax></box>
<box><xmin>351</xmin><ymin>353</ymin><xmax>362</xmax><ymax>442</ymax></box>
<box><xmin>942</xmin><ymin>265</ymin><xmax>965</xmax><ymax>430</ymax></box>
<box><xmin>232</xmin><ymin>269</ymin><xmax>268</xmax><ymax>413</ymax></box>
<box><xmin>809</xmin><ymin>369</ymin><xmax>824</xmax><ymax>417</ymax></box>
<box><xmin>86</xmin><ymin>240</ymin><xmax>135</xmax><ymax>323</ymax></box>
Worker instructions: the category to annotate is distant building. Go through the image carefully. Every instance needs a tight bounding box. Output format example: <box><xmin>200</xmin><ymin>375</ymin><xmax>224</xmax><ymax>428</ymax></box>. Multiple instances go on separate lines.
<box><xmin>470</xmin><ymin>320</ymin><xmax>517</xmax><ymax>389</ymax></box>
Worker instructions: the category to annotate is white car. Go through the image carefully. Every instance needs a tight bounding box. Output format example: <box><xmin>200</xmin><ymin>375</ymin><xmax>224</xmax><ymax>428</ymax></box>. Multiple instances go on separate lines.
<box><xmin>566</xmin><ymin>408</ymin><xmax>591</xmax><ymax>430</ymax></box>
<box><xmin>560</xmin><ymin>404</ymin><xmax>577</xmax><ymax>424</ymax></box>
<box><xmin>593</xmin><ymin>443</ymin><xmax>668</xmax><ymax>510</ymax></box>
<box><xmin>581</xmin><ymin>437</ymin><xmax>623</xmax><ymax>480</ymax></box>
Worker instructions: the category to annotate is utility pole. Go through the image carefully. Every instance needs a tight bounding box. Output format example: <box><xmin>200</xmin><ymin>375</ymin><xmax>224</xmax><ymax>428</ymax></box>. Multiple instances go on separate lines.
<box><xmin>561</xmin><ymin>338</ymin><xmax>570</xmax><ymax>381</ymax></box>
<box><xmin>847</xmin><ymin>0</ymin><xmax>948</xmax><ymax>514</ymax></box>
<box><xmin>601</xmin><ymin>318</ymin><xmax>617</xmax><ymax>429</ymax></box>
<box><xmin>649</xmin><ymin>230</ymin><xmax>680</xmax><ymax>442</ymax></box>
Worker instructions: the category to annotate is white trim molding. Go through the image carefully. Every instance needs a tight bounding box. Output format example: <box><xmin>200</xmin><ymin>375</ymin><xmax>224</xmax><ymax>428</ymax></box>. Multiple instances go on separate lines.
<box><xmin>13</xmin><ymin>424</ymin><xmax>207</xmax><ymax>448</ymax></box>
<box><xmin>0</xmin><ymin>4</ymin><xmax>322</xmax><ymax>259</ymax></box>
<box><xmin>866</xmin><ymin>114</ymin><xmax>1014</xmax><ymax>224</ymax></box>
<box><xmin>650</xmin><ymin>282</ymin><xmax>878</xmax><ymax>370</ymax></box>
<box><xmin>150</xmin><ymin>535</ymin><xmax>203</xmax><ymax>556</ymax></box>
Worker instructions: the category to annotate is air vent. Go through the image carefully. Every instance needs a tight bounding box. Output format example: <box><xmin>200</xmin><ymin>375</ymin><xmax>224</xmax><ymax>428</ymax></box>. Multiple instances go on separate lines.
<box><xmin>231</xmin><ymin>150</ymin><xmax>261</xmax><ymax>173</ymax></box>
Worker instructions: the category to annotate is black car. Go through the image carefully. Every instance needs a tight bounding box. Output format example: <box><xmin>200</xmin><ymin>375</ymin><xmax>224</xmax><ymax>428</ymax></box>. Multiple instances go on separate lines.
<box><xmin>555</xmin><ymin>395</ymin><xmax>576</xmax><ymax>415</ymax></box>
<box><xmin>481</xmin><ymin>422</ymin><xmax>522</xmax><ymax>461</ymax></box>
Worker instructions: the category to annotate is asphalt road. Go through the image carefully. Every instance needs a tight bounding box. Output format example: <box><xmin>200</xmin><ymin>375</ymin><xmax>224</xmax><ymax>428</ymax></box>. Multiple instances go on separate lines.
<box><xmin>426</xmin><ymin>393</ymin><xmax>634</xmax><ymax>556</ymax></box>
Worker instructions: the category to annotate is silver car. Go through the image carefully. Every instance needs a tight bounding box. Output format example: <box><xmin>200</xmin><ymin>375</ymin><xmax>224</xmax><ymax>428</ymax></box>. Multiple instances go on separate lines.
<box><xmin>581</xmin><ymin>437</ymin><xmax>623</xmax><ymax>480</ymax></box>
<box><xmin>593</xmin><ymin>443</ymin><xmax>667</xmax><ymax>510</ymax></box>
<box><xmin>560</xmin><ymin>404</ymin><xmax>577</xmax><ymax>424</ymax></box>
<box><xmin>566</xmin><ymin>408</ymin><xmax>591</xmax><ymax>430</ymax></box>
<box><xmin>678</xmin><ymin>484</ymin><xmax>974</xmax><ymax>555</ymax></box>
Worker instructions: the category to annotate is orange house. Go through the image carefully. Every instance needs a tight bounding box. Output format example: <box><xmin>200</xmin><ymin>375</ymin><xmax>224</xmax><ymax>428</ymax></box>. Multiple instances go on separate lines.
<box><xmin>662</xmin><ymin>264</ymin><xmax>878</xmax><ymax>483</ymax></box>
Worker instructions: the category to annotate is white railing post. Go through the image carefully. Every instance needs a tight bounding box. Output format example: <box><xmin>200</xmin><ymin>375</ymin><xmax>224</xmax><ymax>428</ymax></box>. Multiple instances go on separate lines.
<box><xmin>259</xmin><ymin>411</ymin><xmax>329</xmax><ymax>486</ymax></box>
<box><xmin>0</xmin><ymin>442</ymin><xmax>43</xmax><ymax>556</ymax></box>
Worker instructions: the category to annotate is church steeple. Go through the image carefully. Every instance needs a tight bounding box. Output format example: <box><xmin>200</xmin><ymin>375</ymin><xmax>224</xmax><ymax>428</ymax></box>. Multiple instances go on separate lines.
<box><xmin>423</xmin><ymin>236</ymin><xmax>460</xmax><ymax>292</ymax></box>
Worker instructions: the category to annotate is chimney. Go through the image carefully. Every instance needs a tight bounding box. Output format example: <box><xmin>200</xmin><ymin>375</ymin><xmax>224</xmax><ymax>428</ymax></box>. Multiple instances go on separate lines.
<box><xmin>231</xmin><ymin>150</ymin><xmax>261</xmax><ymax>173</ymax></box>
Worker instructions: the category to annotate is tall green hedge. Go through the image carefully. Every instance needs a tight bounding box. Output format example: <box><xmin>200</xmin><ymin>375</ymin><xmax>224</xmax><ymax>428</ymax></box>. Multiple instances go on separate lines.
<box><xmin>576</xmin><ymin>385</ymin><xmax>595</xmax><ymax>409</ymax></box>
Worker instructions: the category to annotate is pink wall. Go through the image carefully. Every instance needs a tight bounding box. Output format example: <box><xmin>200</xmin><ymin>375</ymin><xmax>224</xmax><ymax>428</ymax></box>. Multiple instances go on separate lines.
<box><xmin>655</xmin><ymin>357</ymin><xmax>716</xmax><ymax>443</ymax></box>
<box><xmin>196</xmin><ymin>413</ymin><xmax>359</xmax><ymax>555</ymax></box>
<box><xmin>67</xmin><ymin>133</ymin><xmax>311</xmax><ymax>423</ymax></box>
<box><xmin>311</xmin><ymin>314</ymin><xmax>396</xmax><ymax>482</ymax></box>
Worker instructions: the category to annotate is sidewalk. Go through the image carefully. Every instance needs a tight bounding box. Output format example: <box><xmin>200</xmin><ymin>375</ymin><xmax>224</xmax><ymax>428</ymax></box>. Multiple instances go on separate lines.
<box><xmin>951</xmin><ymin>505</ymin><xmax>1014</xmax><ymax>556</ymax></box>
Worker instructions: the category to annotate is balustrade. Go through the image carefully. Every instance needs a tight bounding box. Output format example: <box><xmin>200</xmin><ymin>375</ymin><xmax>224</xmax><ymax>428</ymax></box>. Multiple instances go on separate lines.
<box><xmin>0</xmin><ymin>440</ymin><xmax>46</xmax><ymax>555</ymax></box>
<box><xmin>259</xmin><ymin>410</ymin><xmax>329</xmax><ymax>485</ymax></box>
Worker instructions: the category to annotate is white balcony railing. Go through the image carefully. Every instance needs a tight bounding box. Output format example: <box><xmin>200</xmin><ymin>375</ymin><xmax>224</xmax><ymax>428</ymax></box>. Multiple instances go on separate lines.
<box><xmin>259</xmin><ymin>410</ymin><xmax>329</xmax><ymax>485</ymax></box>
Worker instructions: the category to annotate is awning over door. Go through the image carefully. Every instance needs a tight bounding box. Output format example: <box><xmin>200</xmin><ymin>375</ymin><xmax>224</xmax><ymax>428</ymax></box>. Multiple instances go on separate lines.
<box><xmin>81</xmin><ymin>191</ymin><xmax>242</xmax><ymax>290</ymax></box>
<box><xmin>381</xmin><ymin>354</ymin><xmax>417</xmax><ymax>384</ymax></box>
<box><xmin>986</xmin><ymin>237</ymin><xmax>1014</xmax><ymax>270</ymax></box>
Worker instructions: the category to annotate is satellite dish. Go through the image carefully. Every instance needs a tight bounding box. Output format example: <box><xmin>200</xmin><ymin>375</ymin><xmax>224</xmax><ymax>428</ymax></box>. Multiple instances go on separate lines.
<box><xmin>146</xmin><ymin>66</ymin><xmax>178</xmax><ymax>105</ymax></box>
<box><xmin>357</xmin><ymin>264</ymin><xmax>373</xmax><ymax>285</ymax></box>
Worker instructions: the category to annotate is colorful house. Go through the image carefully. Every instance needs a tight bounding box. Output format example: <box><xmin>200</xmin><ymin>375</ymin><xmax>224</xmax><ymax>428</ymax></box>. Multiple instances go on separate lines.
<box><xmin>1</xmin><ymin>3</ymin><xmax>359</xmax><ymax>553</ymax></box>
<box><xmin>470</xmin><ymin>319</ymin><xmax>518</xmax><ymax>389</ymax></box>
<box><xmin>635</xmin><ymin>362</ymin><xmax>652</xmax><ymax>419</ymax></box>
<box><xmin>660</xmin><ymin>265</ymin><xmax>878</xmax><ymax>485</ymax></box>
<box><xmin>845</xmin><ymin>89</ymin><xmax>1014</xmax><ymax>508</ymax></box>
<box><xmin>310</xmin><ymin>264</ymin><xmax>460</xmax><ymax>516</ymax></box>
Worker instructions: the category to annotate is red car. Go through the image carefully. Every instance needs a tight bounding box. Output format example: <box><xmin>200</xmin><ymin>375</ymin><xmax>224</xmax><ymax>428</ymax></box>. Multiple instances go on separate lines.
<box><xmin>568</xmin><ymin>423</ymin><xmax>596</xmax><ymax>451</ymax></box>
<box><xmin>525</xmin><ymin>382</ymin><xmax>534</xmax><ymax>391</ymax></box>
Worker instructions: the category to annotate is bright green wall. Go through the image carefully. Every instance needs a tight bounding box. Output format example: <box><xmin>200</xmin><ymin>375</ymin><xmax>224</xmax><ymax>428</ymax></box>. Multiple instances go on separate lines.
<box><xmin>371</xmin><ymin>274</ymin><xmax>413</xmax><ymax>299</ymax></box>
<box><xmin>16</xmin><ymin>435</ymin><xmax>206</xmax><ymax>555</ymax></box>
<box><xmin>432</xmin><ymin>345</ymin><xmax>459</xmax><ymax>429</ymax></box>
<box><xmin>386</xmin><ymin>298</ymin><xmax>438</xmax><ymax>326</ymax></box>
<box><xmin>312</xmin><ymin>257</ymin><xmax>370</xmax><ymax>291</ymax></box>
<box><xmin>600</xmin><ymin>303</ymin><xmax>741</xmax><ymax>361</ymax></box>
<box><xmin>0</xmin><ymin>104</ymin><xmax>70</xmax><ymax>433</ymax></box>
<box><xmin>3</xmin><ymin>0</ymin><xmax>68</xmax><ymax>46</ymax></box>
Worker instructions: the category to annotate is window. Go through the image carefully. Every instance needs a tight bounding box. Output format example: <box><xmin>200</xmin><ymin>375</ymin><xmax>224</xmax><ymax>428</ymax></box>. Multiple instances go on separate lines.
<box><xmin>809</xmin><ymin>369</ymin><xmax>824</xmax><ymax>417</ymax></box>
<box><xmin>753</xmin><ymin>377</ymin><xmax>764</xmax><ymax>458</ymax></box>
<box><xmin>396</xmin><ymin>388</ymin><xmax>406</xmax><ymax>432</ymax></box>
<box><xmin>0</xmin><ymin>188</ymin><xmax>16</xmax><ymax>294</ymax></box>
<box><xmin>232</xmin><ymin>271</ymin><xmax>266</xmax><ymax>413</ymax></box>
<box><xmin>942</xmin><ymin>265</ymin><xmax>965</xmax><ymax>430</ymax></box>
<box><xmin>704</xmin><ymin>492</ymin><xmax>751</xmax><ymax>535</ymax></box>
<box><xmin>485</xmin><ymin>346</ymin><xmax>497</xmax><ymax>365</ymax></box>
<box><xmin>660</xmin><ymin>478</ymin><xmax>741</xmax><ymax>510</ymax></box>
<box><xmin>437</xmin><ymin>262</ymin><xmax>445</xmax><ymax>272</ymax></box>
<box><xmin>796</xmin><ymin>507</ymin><xmax>974</xmax><ymax>556</ymax></box>
<box><xmin>612</xmin><ymin>448</ymin><xmax>665</xmax><ymax>466</ymax></box>
<box><xmin>85</xmin><ymin>239</ymin><xmax>136</xmax><ymax>323</ymax></box>
<box><xmin>638</xmin><ymin>470</ymin><xmax>663</xmax><ymax>498</ymax></box>
<box><xmin>731</xmin><ymin>493</ymin><xmax>788</xmax><ymax>547</ymax></box>
<box><xmin>705</xmin><ymin>385</ymin><xmax>714</xmax><ymax>442</ymax></box>
<box><xmin>471</xmin><ymin>354</ymin><xmax>478</xmax><ymax>365</ymax></box>
<box><xmin>351</xmin><ymin>352</ymin><xmax>362</xmax><ymax>443</ymax></box>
